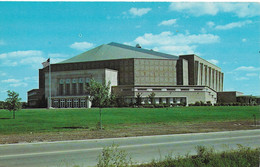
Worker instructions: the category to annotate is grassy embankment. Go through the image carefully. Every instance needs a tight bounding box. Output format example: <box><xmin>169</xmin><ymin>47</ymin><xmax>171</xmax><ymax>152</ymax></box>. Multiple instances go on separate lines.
<box><xmin>134</xmin><ymin>146</ymin><xmax>260</xmax><ymax>167</ymax></box>
<box><xmin>95</xmin><ymin>145</ymin><xmax>260</xmax><ymax>167</ymax></box>
<box><xmin>0</xmin><ymin>106</ymin><xmax>258</xmax><ymax>135</ymax></box>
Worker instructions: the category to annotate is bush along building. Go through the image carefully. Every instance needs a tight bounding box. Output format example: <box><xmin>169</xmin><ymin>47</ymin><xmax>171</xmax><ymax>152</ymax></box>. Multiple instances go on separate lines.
<box><xmin>27</xmin><ymin>42</ymin><xmax>224</xmax><ymax>108</ymax></box>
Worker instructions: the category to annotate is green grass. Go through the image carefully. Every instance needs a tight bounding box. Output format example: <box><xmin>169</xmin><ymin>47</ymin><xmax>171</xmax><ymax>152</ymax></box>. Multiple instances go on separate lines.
<box><xmin>135</xmin><ymin>145</ymin><xmax>260</xmax><ymax>167</ymax></box>
<box><xmin>0</xmin><ymin>106</ymin><xmax>259</xmax><ymax>134</ymax></box>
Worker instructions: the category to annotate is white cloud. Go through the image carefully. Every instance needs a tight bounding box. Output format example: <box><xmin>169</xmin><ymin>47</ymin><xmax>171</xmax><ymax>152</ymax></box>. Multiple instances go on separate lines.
<box><xmin>10</xmin><ymin>83</ymin><xmax>28</xmax><ymax>87</ymax></box>
<box><xmin>242</xmin><ymin>38</ymin><xmax>247</xmax><ymax>42</ymax></box>
<box><xmin>1</xmin><ymin>78</ymin><xmax>29</xmax><ymax>87</ymax></box>
<box><xmin>0</xmin><ymin>50</ymin><xmax>42</xmax><ymax>59</ymax></box>
<box><xmin>169</xmin><ymin>2</ymin><xmax>260</xmax><ymax>17</ymax></box>
<box><xmin>129</xmin><ymin>8</ymin><xmax>151</xmax><ymax>16</ymax></box>
<box><xmin>158</xmin><ymin>19</ymin><xmax>177</xmax><ymax>26</ymax></box>
<box><xmin>235</xmin><ymin>77</ymin><xmax>249</xmax><ymax>81</ymax></box>
<box><xmin>2</xmin><ymin>79</ymin><xmax>20</xmax><ymax>83</ymax></box>
<box><xmin>24</xmin><ymin>76</ymin><xmax>38</xmax><ymax>82</ymax></box>
<box><xmin>246</xmin><ymin>73</ymin><xmax>258</xmax><ymax>77</ymax></box>
<box><xmin>51</xmin><ymin>58</ymin><xmax>66</xmax><ymax>64</ymax></box>
<box><xmin>20</xmin><ymin>57</ymin><xmax>46</xmax><ymax>65</ymax></box>
<box><xmin>170</xmin><ymin>3</ymin><xmax>219</xmax><ymax>16</ymax></box>
<box><xmin>235</xmin><ymin>66</ymin><xmax>260</xmax><ymax>71</ymax></box>
<box><xmin>128</xmin><ymin>31</ymin><xmax>219</xmax><ymax>55</ymax></box>
<box><xmin>207</xmin><ymin>59</ymin><xmax>219</xmax><ymax>65</ymax></box>
<box><xmin>215</xmin><ymin>20</ymin><xmax>252</xmax><ymax>30</ymax></box>
<box><xmin>207</xmin><ymin>21</ymin><xmax>215</xmax><ymax>28</ymax></box>
<box><xmin>70</xmin><ymin>42</ymin><xmax>94</xmax><ymax>51</ymax></box>
<box><xmin>48</xmin><ymin>53</ymin><xmax>69</xmax><ymax>58</ymax></box>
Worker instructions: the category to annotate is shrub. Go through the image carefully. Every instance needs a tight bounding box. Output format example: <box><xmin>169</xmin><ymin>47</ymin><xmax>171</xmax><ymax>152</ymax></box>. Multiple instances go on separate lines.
<box><xmin>154</xmin><ymin>104</ymin><xmax>165</xmax><ymax>108</ymax></box>
<box><xmin>97</xmin><ymin>144</ymin><xmax>132</xmax><ymax>167</ymax></box>
<box><xmin>194</xmin><ymin>101</ymin><xmax>200</xmax><ymax>106</ymax></box>
<box><xmin>163</xmin><ymin>104</ymin><xmax>170</xmax><ymax>108</ymax></box>
<box><xmin>206</xmin><ymin>101</ymin><xmax>212</xmax><ymax>106</ymax></box>
<box><xmin>143</xmin><ymin>104</ymin><xmax>154</xmax><ymax>108</ymax></box>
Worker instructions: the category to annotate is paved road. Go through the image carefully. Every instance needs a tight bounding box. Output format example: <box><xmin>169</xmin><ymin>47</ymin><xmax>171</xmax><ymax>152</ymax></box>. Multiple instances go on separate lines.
<box><xmin>0</xmin><ymin>129</ymin><xmax>259</xmax><ymax>167</ymax></box>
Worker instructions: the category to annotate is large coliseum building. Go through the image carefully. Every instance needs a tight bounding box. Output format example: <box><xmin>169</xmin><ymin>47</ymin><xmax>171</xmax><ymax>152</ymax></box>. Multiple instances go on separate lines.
<box><xmin>28</xmin><ymin>42</ymin><xmax>224</xmax><ymax>108</ymax></box>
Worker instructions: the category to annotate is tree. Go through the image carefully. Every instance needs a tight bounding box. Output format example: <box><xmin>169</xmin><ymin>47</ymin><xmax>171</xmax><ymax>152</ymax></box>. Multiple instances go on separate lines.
<box><xmin>148</xmin><ymin>92</ymin><xmax>156</xmax><ymax>105</ymax></box>
<box><xmin>135</xmin><ymin>93</ymin><xmax>142</xmax><ymax>106</ymax></box>
<box><xmin>86</xmin><ymin>79</ymin><xmax>112</xmax><ymax>130</ymax></box>
<box><xmin>5</xmin><ymin>90</ymin><xmax>21</xmax><ymax>119</ymax></box>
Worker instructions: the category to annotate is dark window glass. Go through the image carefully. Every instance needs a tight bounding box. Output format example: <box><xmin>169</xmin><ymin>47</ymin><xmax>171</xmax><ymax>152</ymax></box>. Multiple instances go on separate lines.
<box><xmin>59</xmin><ymin>85</ymin><xmax>64</xmax><ymax>95</ymax></box>
<box><xmin>66</xmin><ymin>84</ymin><xmax>70</xmax><ymax>95</ymax></box>
<box><xmin>72</xmin><ymin>83</ymin><xmax>77</xmax><ymax>95</ymax></box>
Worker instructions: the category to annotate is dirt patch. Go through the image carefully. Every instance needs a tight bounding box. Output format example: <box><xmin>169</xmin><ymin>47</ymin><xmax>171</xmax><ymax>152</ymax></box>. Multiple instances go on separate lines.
<box><xmin>0</xmin><ymin>121</ymin><xmax>259</xmax><ymax>144</ymax></box>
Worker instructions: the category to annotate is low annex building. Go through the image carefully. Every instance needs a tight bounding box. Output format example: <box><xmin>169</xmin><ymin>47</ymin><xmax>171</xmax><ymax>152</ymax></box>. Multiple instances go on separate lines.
<box><xmin>27</xmin><ymin>42</ymin><xmax>224</xmax><ymax>108</ymax></box>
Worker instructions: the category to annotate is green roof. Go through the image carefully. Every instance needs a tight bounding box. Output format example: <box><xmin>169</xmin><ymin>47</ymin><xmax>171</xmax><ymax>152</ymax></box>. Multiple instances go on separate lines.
<box><xmin>57</xmin><ymin>42</ymin><xmax>178</xmax><ymax>64</ymax></box>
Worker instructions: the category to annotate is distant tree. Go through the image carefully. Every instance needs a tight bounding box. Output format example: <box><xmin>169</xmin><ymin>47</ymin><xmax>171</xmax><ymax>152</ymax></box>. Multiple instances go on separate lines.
<box><xmin>0</xmin><ymin>101</ymin><xmax>6</xmax><ymax>109</ymax></box>
<box><xmin>135</xmin><ymin>93</ymin><xmax>142</xmax><ymax>106</ymax></box>
<box><xmin>5</xmin><ymin>90</ymin><xmax>22</xmax><ymax>119</ymax></box>
<box><xmin>148</xmin><ymin>92</ymin><xmax>156</xmax><ymax>105</ymax></box>
<box><xmin>86</xmin><ymin>79</ymin><xmax>113</xmax><ymax>130</ymax></box>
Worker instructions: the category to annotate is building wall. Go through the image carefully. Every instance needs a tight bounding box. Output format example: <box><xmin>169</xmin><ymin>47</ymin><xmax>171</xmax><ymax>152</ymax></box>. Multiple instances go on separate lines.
<box><xmin>179</xmin><ymin>54</ymin><xmax>223</xmax><ymax>92</ymax></box>
<box><xmin>113</xmin><ymin>85</ymin><xmax>217</xmax><ymax>105</ymax></box>
<box><xmin>177</xmin><ymin>59</ymin><xmax>188</xmax><ymax>85</ymax></box>
<box><xmin>134</xmin><ymin>59</ymin><xmax>177</xmax><ymax>86</ymax></box>
<box><xmin>217</xmin><ymin>92</ymin><xmax>237</xmax><ymax>103</ymax></box>
<box><xmin>44</xmin><ymin>68</ymin><xmax>118</xmax><ymax>98</ymax></box>
<box><xmin>40</xmin><ymin>59</ymin><xmax>134</xmax><ymax>89</ymax></box>
<box><xmin>27</xmin><ymin>89</ymin><xmax>45</xmax><ymax>107</ymax></box>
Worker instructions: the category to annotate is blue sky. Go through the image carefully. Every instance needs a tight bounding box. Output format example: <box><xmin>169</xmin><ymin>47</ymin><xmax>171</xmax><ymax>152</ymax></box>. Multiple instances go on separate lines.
<box><xmin>0</xmin><ymin>2</ymin><xmax>259</xmax><ymax>101</ymax></box>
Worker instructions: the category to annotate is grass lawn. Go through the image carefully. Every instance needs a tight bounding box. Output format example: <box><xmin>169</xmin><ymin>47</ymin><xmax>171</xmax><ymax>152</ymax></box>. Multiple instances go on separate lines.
<box><xmin>0</xmin><ymin>106</ymin><xmax>259</xmax><ymax>135</ymax></box>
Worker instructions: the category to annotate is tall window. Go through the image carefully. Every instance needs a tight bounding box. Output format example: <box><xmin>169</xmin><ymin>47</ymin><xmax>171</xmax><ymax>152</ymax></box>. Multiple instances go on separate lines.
<box><xmin>79</xmin><ymin>83</ymin><xmax>83</xmax><ymax>95</ymax></box>
<box><xmin>65</xmin><ymin>84</ymin><xmax>70</xmax><ymax>95</ymax></box>
<box><xmin>72</xmin><ymin>83</ymin><xmax>77</xmax><ymax>95</ymax></box>
<box><xmin>59</xmin><ymin>84</ymin><xmax>64</xmax><ymax>95</ymax></box>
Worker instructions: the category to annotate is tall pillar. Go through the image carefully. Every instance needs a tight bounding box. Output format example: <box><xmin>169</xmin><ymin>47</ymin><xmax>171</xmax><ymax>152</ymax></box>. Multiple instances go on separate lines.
<box><xmin>209</xmin><ymin>67</ymin><xmax>211</xmax><ymax>88</ymax></box>
<box><xmin>204</xmin><ymin>65</ymin><xmax>208</xmax><ymax>86</ymax></box>
<box><xmin>215</xmin><ymin>70</ymin><xmax>218</xmax><ymax>91</ymax></box>
<box><xmin>221</xmin><ymin>73</ymin><xmax>224</xmax><ymax>91</ymax></box>
<box><xmin>201</xmin><ymin>63</ymin><xmax>205</xmax><ymax>86</ymax></box>
<box><xmin>198</xmin><ymin>63</ymin><xmax>201</xmax><ymax>85</ymax></box>
<box><xmin>216</xmin><ymin>70</ymin><xmax>219</xmax><ymax>91</ymax></box>
<box><xmin>212</xmin><ymin>69</ymin><xmax>215</xmax><ymax>90</ymax></box>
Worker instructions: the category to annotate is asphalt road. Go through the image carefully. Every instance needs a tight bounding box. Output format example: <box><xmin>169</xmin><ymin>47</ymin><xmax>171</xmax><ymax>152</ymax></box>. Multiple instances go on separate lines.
<box><xmin>0</xmin><ymin>129</ymin><xmax>259</xmax><ymax>167</ymax></box>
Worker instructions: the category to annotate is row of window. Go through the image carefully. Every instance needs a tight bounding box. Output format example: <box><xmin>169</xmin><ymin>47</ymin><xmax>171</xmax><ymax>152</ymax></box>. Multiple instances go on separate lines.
<box><xmin>52</xmin><ymin>98</ymin><xmax>86</xmax><ymax>108</ymax></box>
<box><xmin>124</xmin><ymin>97</ymin><xmax>186</xmax><ymax>104</ymax></box>
<box><xmin>122</xmin><ymin>88</ymin><xmax>204</xmax><ymax>92</ymax></box>
<box><xmin>59</xmin><ymin>83</ymin><xmax>89</xmax><ymax>96</ymax></box>
<box><xmin>59</xmin><ymin>78</ymin><xmax>91</xmax><ymax>84</ymax></box>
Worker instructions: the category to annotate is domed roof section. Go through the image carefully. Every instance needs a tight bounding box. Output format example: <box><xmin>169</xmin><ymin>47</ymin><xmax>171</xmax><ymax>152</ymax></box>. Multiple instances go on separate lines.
<box><xmin>57</xmin><ymin>42</ymin><xmax>178</xmax><ymax>64</ymax></box>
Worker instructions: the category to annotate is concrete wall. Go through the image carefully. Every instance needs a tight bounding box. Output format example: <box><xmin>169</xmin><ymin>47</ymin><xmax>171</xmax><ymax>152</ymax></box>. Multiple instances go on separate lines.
<box><xmin>217</xmin><ymin>91</ymin><xmax>243</xmax><ymax>103</ymax></box>
<box><xmin>113</xmin><ymin>85</ymin><xmax>217</xmax><ymax>105</ymax></box>
<box><xmin>179</xmin><ymin>54</ymin><xmax>223</xmax><ymax>92</ymax></box>
<box><xmin>44</xmin><ymin>68</ymin><xmax>118</xmax><ymax>98</ymax></box>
